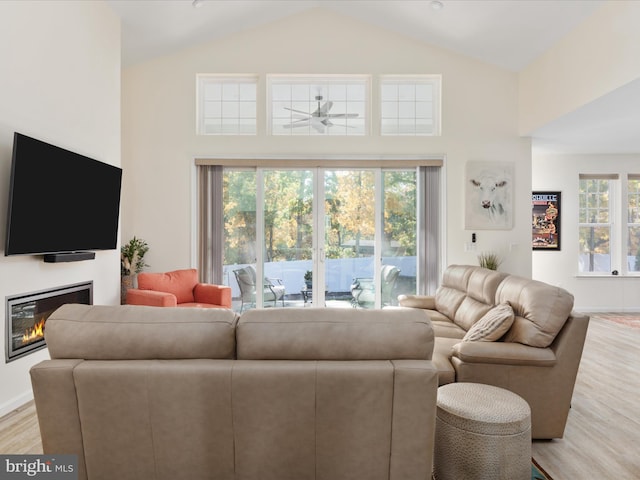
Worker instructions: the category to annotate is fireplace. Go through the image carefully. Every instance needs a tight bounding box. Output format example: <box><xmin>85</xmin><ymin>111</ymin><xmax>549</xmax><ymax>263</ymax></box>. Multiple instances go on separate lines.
<box><xmin>5</xmin><ymin>281</ymin><xmax>93</xmax><ymax>362</ymax></box>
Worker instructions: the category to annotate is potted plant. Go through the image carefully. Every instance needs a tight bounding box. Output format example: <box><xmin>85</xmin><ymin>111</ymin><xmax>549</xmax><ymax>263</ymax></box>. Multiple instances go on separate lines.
<box><xmin>120</xmin><ymin>236</ymin><xmax>149</xmax><ymax>304</ymax></box>
<box><xmin>477</xmin><ymin>251</ymin><xmax>502</xmax><ymax>271</ymax></box>
<box><xmin>304</xmin><ymin>270</ymin><xmax>313</xmax><ymax>289</ymax></box>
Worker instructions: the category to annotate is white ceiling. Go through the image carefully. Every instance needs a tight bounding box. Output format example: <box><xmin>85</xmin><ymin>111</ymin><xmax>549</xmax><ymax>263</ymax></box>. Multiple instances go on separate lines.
<box><xmin>107</xmin><ymin>0</ymin><xmax>640</xmax><ymax>155</ymax></box>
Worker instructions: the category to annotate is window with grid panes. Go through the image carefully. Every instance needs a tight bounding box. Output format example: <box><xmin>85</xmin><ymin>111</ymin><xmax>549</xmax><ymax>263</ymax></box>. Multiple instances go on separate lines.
<box><xmin>268</xmin><ymin>75</ymin><xmax>369</xmax><ymax>136</ymax></box>
<box><xmin>578</xmin><ymin>175</ymin><xmax>613</xmax><ymax>273</ymax></box>
<box><xmin>380</xmin><ymin>75</ymin><xmax>441</xmax><ymax>136</ymax></box>
<box><xmin>627</xmin><ymin>175</ymin><xmax>640</xmax><ymax>272</ymax></box>
<box><xmin>197</xmin><ymin>75</ymin><xmax>257</xmax><ymax>135</ymax></box>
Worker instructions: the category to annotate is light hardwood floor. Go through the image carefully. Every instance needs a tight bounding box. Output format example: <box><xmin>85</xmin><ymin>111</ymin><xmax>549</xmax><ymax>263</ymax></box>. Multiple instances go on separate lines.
<box><xmin>1</xmin><ymin>315</ymin><xmax>639</xmax><ymax>478</ymax></box>
<box><xmin>532</xmin><ymin>314</ymin><xmax>640</xmax><ymax>479</ymax></box>
<box><xmin>0</xmin><ymin>398</ymin><xmax>42</xmax><ymax>454</ymax></box>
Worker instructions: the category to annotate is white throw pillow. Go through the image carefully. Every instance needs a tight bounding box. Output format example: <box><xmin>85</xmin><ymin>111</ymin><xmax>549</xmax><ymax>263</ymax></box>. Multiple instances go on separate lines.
<box><xmin>463</xmin><ymin>302</ymin><xmax>514</xmax><ymax>342</ymax></box>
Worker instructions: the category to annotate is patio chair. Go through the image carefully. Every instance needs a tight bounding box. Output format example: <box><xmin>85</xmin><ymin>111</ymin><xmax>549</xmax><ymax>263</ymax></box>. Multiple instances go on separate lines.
<box><xmin>350</xmin><ymin>265</ymin><xmax>401</xmax><ymax>308</ymax></box>
<box><xmin>233</xmin><ymin>265</ymin><xmax>286</xmax><ymax>312</ymax></box>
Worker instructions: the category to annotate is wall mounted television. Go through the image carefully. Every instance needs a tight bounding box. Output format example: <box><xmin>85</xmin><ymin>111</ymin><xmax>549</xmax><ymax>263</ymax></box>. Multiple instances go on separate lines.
<box><xmin>5</xmin><ymin>132</ymin><xmax>122</xmax><ymax>262</ymax></box>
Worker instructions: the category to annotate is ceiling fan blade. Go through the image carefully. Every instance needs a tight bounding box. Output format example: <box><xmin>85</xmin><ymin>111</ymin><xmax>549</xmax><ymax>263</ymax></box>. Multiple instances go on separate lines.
<box><xmin>284</xmin><ymin>107</ymin><xmax>312</xmax><ymax>116</ymax></box>
<box><xmin>327</xmin><ymin>113</ymin><xmax>359</xmax><ymax>119</ymax></box>
<box><xmin>312</xmin><ymin>123</ymin><xmax>326</xmax><ymax>134</ymax></box>
<box><xmin>283</xmin><ymin>120</ymin><xmax>311</xmax><ymax>129</ymax></box>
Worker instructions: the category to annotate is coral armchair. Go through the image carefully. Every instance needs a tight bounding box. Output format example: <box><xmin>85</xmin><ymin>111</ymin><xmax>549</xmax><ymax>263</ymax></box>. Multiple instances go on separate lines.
<box><xmin>126</xmin><ymin>269</ymin><xmax>232</xmax><ymax>309</ymax></box>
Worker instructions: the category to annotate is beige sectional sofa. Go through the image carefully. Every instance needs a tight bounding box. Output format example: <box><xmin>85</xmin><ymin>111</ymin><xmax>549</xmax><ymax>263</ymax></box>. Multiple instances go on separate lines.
<box><xmin>398</xmin><ymin>264</ymin><xmax>590</xmax><ymax>439</ymax></box>
<box><xmin>31</xmin><ymin>304</ymin><xmax>438</xmax><ymax>480</ymax></box>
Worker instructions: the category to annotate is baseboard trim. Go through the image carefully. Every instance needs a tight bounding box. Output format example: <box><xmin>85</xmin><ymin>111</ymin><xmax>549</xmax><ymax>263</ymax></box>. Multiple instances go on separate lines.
<box><xmin>0</xmin><ymin>390</ymin><xmax>34</xmax><ymax>418</ymax></box>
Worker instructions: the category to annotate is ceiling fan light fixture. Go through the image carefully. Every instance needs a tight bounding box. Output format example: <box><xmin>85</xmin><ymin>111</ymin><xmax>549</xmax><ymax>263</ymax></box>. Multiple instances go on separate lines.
<box><xmin>430</xmin><ymin>0</ymin><xmax>444</xmax><ymax>11</ymax></box>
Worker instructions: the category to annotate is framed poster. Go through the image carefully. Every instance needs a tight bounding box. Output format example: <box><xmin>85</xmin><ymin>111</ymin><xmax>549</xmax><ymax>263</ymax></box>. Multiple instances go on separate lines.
<box><xmin>465</xmin><ymin>161</ymin><xmax>514</xmax><ymax>230</ymax></box>
<box><xmin>532</xmin><ymin>191</ymin><xmax>561</xmax><ymax>250</ymax></box>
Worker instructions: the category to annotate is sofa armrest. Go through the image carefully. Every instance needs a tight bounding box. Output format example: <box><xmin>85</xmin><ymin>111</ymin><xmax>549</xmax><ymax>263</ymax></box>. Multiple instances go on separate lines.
<box><xmin>450</xmin><ymin>341</ymin><xmax>557</xmax><ymax>367</ymax></box>
<box><xmin>126</xmin><ymin>288</ymin><xmax>177</xmax><ymax>307</ymax></box>
<box><xmin>398</xmin><ymin>294</ymin><xmax>436</xmax><ymax>310</ymax></box>
<box><xmin>194</xmin><ymin>283</ymin><xmax>232</xmax><ymax>308</ymax></box>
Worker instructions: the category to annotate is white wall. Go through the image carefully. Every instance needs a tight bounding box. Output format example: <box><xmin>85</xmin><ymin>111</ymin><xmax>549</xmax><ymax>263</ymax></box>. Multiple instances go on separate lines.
<box><xmin>532</xmin><ymin>153</ymin><xmax>640</xmax><ymax>312</ymax></box>
<box><xmin>519</xmin><ymin>0</ymin><xmax>640</xmax><ymax>135</ymax></box>
<box><xmin>0</xmin><ymin>1</ymin><xmax>121</xmax><ymax>415</ymax></box>
<box><xmin>122</xmin><ymin>8</ymin><xmax>532</xmax><ymax>280</ymax></box>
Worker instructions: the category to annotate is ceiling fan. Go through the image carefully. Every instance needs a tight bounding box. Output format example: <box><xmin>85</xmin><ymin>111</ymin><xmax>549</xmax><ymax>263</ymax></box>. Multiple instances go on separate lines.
<box><xmin>283</xmin><ymin>94</ymin><xmax>359</xmax><ymax>133</ymax></box>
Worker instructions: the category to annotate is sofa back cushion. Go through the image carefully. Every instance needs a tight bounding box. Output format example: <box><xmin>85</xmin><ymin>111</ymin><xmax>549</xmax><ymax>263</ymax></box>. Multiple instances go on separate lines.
<box><xmin>137</xmin><ymin>269</ymin><xmax>198</xmax><ymax>304</ymax></box>
<box><xmin>497</xmin><ymin>276</ymin><xmax>574</xmax><ymax>347</ymax></box>
<box><xmin>45</xmin><ymin>304</ymin><xmax>238</xmax><ymax>359</ymax></box>
<box><xmin>237</xmin><ymin>308</ymin><xmax>434</xmax><ymax>360</ymax></box>
<box><xmin>435</xmin><ymin>265</ymin><xmax>507</xmax><ymax>330</ymax></box>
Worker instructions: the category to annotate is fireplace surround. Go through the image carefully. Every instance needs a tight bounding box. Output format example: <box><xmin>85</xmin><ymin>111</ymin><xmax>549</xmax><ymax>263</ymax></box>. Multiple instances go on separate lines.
<box><xmin>5</xmin><ymin>281</ymin><xmax>93</xmax><ymax>362</ymax></box>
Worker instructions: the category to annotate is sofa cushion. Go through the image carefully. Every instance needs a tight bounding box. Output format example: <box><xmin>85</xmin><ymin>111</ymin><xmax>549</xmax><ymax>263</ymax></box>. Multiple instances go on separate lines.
<box><xmin>434</xmin><ymin>265</ymin><xmax>473</xmax><ymax>320</ymax></box>
<box><xmin>432</xmin><ymin>337</ymin><xmax>458</xmax><ymax>385</ymax></box>
<box><xmin>237</xmin><ymin>308</ymin><xmax>434</xmax><ymax>360</ymax></box>
<box><xmin>137</xmin><ymin>269</ymin><xmax>197</xmax><ymax>304</ymax></box>
<box><xmin>45</xmin><ymin>304</ymin><xmax>238</xmax><ymax>360</ymax></box>
<box><xmin>434</xmin><ymin>266</ymin><xmax>507</xmax><ymax>331</ymax></box>
<box><xmin>462</xmin><ymin>302</ymin><xmax>514</xmax><ymax>342</ymax></box>
<box><xmin>497</xmin><ymin>276</ymin><xmax>574</xmax><ymax>347</ymax></box>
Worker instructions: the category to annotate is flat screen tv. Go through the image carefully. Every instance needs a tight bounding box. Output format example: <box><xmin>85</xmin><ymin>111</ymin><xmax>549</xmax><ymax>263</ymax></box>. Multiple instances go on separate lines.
<box><xmin>5</xmin><ymin>132</ymin><xmax>122</xmax><ymax>260</ymax></box>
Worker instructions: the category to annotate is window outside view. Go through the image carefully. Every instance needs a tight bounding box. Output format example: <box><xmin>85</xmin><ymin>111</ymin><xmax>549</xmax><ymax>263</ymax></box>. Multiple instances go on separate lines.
<box><xmin>578</xmin><ymin>175</ymin><xmax>640</xmax><ymax>274</ymax></box>
<box><xmin>222</xmin><ymin>168</ymin><xmax>417</xmax><ymax>312</ymax></box>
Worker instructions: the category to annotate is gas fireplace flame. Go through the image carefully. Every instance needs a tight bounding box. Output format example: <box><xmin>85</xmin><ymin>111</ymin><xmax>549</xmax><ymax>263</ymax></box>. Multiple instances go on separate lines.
<box><xmin>22</xmin><ymin>318</ymin><xmax>45</xmax><ymax>344</ymax></box>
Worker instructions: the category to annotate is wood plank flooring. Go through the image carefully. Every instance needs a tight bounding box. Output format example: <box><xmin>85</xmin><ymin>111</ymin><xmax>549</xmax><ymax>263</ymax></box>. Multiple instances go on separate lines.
<box><xmin>0</xmin><ymin>399</ymin><xmax>42</xmax><ymax>454</ymax></box>
<box><xmin>532</xmin><ymin>314</ymin><xmax>640</xmax><ymax>479</ymax></box>
<box><xmin>1</xmin><ymin>314</ymin><xmax>639</xmax><ymax>479</ymax></box>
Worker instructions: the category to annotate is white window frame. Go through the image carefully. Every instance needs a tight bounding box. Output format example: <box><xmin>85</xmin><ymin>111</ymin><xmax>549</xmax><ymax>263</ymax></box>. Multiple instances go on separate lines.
<box><xmin>267</xmin><ymin>74</ymin><xmax>370</xmax><ymax>136</ymax></box>
<box><xmin>379</xmin><ymin>75</ymin><xmax>441</xmax><ymax>136</ymax></box>
<box><xmin>196</xmin><ymin>74</ymin><xmax>258</xmax><ymax>135</ymax></box>
<box><xmin>625</xmin><ymin>174</ymin><xmax>640</xmax><ymax>274</ymax></box>
<box><xmin>578</xmin><ymin>174</ymin><xmax>618</xmax><ymax>275</ymax></box>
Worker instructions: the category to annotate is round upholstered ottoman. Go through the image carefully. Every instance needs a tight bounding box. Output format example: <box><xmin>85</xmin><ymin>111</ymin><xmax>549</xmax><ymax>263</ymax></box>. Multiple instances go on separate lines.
<box><xmin>434</xmin><ymin>383</ymin><xmax>531</xmax><ymax>480</ymax></box>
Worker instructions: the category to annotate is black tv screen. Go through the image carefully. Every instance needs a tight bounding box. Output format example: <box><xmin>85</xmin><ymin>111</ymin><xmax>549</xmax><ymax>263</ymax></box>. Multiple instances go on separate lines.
<box><xmin>5</xmin><ymin>132</ymin><xmax>122</xmax><ymax>256</ymax></box>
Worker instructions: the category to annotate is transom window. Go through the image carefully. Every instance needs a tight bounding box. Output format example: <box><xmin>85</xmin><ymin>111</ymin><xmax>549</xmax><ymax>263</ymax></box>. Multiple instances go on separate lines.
<box><xmin>380</xmin><ymin>75</ymin><xmax>441</xmax><ymax>136</ymax></box>
<box><xmin>197</xmin><ymin>74</ymin><xmax>257</xmax><ymax>135</ymax></box>
<box><xmin>268</xmin><ymin>75</ymin><xmax>369</xmax><ymax>136</ymax></box>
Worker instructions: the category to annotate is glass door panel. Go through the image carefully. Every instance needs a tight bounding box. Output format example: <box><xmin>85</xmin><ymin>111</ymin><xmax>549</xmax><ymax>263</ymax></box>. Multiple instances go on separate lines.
<box><xmin>324</xmin><ymin>169</ymin><xmax>376</xmax><ymax>308</ymax></box>
<box><xmin>262</xmin><ymin>169</ymin><xmax>315</xmax><ymax>308</ymax></box>
<box><xmin>222</xmin><ymin>169</ymin><xmax>257</xmax><ymax>313</ymax></box>
<box><xmin>382</xmin><ymin>170</ymin><xmax>417</xmax><ymax>305</ymax></box>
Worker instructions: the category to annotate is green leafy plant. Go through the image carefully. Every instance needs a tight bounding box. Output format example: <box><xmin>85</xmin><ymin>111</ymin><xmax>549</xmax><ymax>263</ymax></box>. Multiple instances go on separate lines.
<box><xmin>121</xmin><ymin>236</ymin><xmax>149</xmax><ymax>276</ymax></box>
<box><xmin>303</xmin><ymin>270</ymin><xmax>312</xmax><ymax>288</ymax></box>
<box><xmin>477</xmin><ymin>251</ymin><xmax>502</xmax><ymax>270</ymax></box>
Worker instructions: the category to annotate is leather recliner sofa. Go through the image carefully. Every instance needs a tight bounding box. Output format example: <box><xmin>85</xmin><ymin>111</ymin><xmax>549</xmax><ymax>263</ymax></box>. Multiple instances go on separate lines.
<box><xmin>30</xmin><ymin>304</ymin><xmax>438</xmax><ymax>480</ymax></box>
<box><xmin>398</xmin><ymin>264</ymin><xmax>590</xmax><ymax>439</ymax></box>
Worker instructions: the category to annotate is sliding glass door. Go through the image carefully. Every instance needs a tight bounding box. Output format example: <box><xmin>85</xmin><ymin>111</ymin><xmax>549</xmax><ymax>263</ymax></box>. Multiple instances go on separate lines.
<box><xmin>220</xmin><ymin>166</ymin><xmax>424</xmax><ymax>312</ymax></box>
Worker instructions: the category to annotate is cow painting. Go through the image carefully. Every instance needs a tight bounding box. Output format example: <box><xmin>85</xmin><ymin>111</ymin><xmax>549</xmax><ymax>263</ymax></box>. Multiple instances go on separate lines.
<box><xmin>465</xmin><ymin>162</ymin><xmax>513</xmax><ymax>229</ymax></box>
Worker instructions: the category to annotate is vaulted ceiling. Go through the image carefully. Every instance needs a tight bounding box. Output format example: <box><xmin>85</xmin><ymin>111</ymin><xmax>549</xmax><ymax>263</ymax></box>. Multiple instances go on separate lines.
<box><xmin>107</xmin><ymin>0</ymin><xmax>640</xmax><ymax>155</ymax></box>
